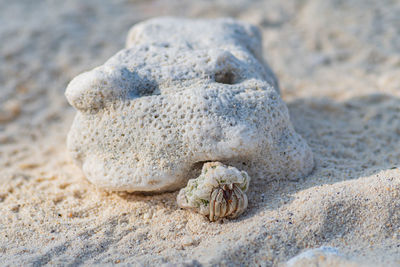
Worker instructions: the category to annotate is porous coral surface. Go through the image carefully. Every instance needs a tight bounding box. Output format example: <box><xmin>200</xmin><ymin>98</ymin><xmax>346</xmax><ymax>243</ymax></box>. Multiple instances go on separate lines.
<box><xmin>66</xmin><ymin>17</ymin><xmax>313</xmax><ymax>192</ymax></box>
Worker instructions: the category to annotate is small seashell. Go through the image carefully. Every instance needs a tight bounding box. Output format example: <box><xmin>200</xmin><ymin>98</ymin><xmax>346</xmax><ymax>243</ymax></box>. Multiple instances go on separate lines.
<box><xmin>177</xmin><ymin>162</ymin><xmax>249</xmax><ymax>221</ymax></box>
<box><xmin>209</xmin><ymin>183</ymin><xmax>248</xmax><ymax>222</ymax></box>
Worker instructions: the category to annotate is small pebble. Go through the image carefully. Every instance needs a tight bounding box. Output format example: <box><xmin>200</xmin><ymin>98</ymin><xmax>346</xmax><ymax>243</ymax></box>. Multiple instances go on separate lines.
<box><xmin>0</xmin><ymin>100</ymin><xmax>21</xmax><ymax>123</ymax></box>
<box><xmin>181</xmin><ymin>236</ymin><xmax>194</xmax><ymax>247</ymax></box>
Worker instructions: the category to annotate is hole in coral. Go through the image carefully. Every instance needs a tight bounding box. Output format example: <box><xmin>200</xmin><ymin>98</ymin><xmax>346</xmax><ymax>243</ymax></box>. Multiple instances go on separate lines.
<box><xmin>214</xmin><ymin>70</ymin><xmax>236</xmax><ymax>84</ymax></box>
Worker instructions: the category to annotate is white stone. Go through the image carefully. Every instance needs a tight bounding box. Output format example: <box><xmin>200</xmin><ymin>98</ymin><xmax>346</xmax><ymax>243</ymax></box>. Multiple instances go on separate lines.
<box><xmin>286</xmin><ymin>247</ymin><xmax>351</xmax><ymax>267</ymax></box>
<box><xmin>181</xmin><ymin>236</ymin><xmax>195</xmax><ymax>247</ymax></box>
<box><xmin>65</xmin><ymin>17</ymin><xmax>314</xmax><ymax>193</ymax></box>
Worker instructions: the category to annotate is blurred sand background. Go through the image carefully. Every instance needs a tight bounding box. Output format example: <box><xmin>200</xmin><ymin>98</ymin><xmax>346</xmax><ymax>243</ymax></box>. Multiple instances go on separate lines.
<box><xmin>1</xmin><ymin>0</ymin><xmax>400</xmax><ymax>266</ymax></box>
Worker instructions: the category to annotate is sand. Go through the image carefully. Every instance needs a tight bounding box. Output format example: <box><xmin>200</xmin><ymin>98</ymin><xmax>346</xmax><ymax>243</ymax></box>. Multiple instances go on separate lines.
<box><xmin>1</xmin><ymin>0</ymin><xmax>399</xmax><ymax>266</ymax></box>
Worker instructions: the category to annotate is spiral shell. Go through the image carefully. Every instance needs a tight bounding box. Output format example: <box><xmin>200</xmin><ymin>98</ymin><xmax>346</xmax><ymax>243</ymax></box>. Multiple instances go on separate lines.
<box><xmin>209</xmin><ymin>183</ymin><xmax>248</xmax><ymax>222</ymax></box>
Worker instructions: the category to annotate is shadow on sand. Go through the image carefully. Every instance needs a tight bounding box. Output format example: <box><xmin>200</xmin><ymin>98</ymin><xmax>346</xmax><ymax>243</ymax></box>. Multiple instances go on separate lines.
<box><xmin>118</xmin><ymin>93</ymin><xmax>400</xmax><ymax>219</ymax></box>
<box><xmin>245</xmin><ymin>93</ymin><xmax>400</xmax><ymax>215</ymax></box>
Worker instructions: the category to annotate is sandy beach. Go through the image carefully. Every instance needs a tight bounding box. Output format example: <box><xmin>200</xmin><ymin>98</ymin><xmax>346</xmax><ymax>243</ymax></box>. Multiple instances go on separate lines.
<box><xmin>1</xmin><ymin>0</ymin><xmax>399</xmax><ymax>266</ymax></box>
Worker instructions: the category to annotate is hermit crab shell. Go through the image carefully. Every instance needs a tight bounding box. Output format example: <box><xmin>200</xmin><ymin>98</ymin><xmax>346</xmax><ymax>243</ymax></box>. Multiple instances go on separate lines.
<box><xmin>209</xmin><ymin>184</ymin><xmax>248</xmax><ymax>222</ymax></box>
<box><xmin>177</xmin><ymin>162</ymin><xmax>250</xmax><ymax>221</ymax></box>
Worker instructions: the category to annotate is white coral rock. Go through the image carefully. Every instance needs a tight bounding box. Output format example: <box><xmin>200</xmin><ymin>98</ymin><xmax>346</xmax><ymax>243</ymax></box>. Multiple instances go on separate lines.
<box><xmin>65</xmin><ymin>17</ymin><xmax>314</xmax><ymax>193</ymax></box>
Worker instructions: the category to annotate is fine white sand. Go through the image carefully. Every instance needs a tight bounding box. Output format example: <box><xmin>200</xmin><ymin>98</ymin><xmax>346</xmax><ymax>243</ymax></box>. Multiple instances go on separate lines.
<box><xmin>1</xmin><ymin>0</ymin><xmax>399</xmax><ymax>266</ymax></box>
